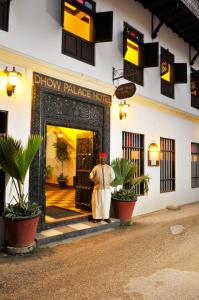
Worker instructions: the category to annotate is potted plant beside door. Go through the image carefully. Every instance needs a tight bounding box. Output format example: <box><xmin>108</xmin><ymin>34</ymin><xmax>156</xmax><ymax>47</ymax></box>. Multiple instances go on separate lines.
<box><xmin>111</xmin><ymin>158</ymin><xmax>150</xmax><ymax>222</ymax></box>
<box><xmin>53</xmin><ymin>137</ymin><xmax>69</xmax><ymax>189</ymax></box>
<box><xmin>0</xmin><ymin>135</ymin><xmax>43</xmax><ymax>251</ymax></box>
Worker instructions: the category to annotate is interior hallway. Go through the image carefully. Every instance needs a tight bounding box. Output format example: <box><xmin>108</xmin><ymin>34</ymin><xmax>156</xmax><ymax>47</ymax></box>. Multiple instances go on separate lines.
<box><xmin>45</xmin><ymin>185</ymin><xmax>89</xmax><ymax>223</ymax></box>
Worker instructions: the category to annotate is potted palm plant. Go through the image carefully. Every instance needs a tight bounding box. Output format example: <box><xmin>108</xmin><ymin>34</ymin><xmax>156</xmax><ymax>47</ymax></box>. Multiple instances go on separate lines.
<box><xmin>53</xmin><ymin>138</ymin><xmax>69</xmax><ymax>189</ymax></box>
<box><xmin>0</xmin><ymin>135</ymin><xmax>43</xmax><ymax>250</ymax></box>
<box><xmin>45</xmin><ymin>164</ymin><xmax>54</xmax><ymax>184</ymax></box>
<box><xmin>111</xmin><ymin>158</ymin><xmax>150</xmax><ymax>222</ymax></box>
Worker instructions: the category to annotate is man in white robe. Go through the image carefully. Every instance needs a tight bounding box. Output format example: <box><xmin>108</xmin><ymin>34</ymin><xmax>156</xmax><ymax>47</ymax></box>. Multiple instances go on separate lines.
<box><xmin>89</xmin><ymin>153</ymin><xmax>115</xmax><ymax>223</ymax></box>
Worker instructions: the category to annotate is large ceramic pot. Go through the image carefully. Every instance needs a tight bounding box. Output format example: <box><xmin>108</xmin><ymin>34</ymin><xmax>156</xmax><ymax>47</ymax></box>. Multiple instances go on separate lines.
<box><xmin>112</xmin><ymin>199</ymin><xmax>137</xmax><ymax>221</ymax></box>
<box><xmin>4</xmin><ymin>213</ymin><xmax>40</xmax><ymax>248</ymax></box>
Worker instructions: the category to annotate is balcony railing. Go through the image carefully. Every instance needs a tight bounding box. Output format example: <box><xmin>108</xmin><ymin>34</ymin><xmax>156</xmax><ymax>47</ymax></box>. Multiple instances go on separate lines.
<box><xmin>181</xmin><ymin>0</ymin><xmax>199</xmax><ymax>19</ymax></box>
<box><xmin>135</xmin><ymin>0</ymin><xmax>199</xmax><ymax>52</ymax></box>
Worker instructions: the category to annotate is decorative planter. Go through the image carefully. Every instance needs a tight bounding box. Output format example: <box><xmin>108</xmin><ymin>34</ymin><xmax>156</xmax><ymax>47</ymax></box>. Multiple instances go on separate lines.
<box><xmin>4</xmin><ymin>213</ymin><xmax>40</xmax><ymax>248</ymax></box>
<box><xmin>58</xmin><ymin>179</ymin><xmax>67</xmax><ymax>189</ymax></box>
<box><xmin>112</xmin><ymin>199</ymin><xmax>136</xmax><ymax>221</ymax></box>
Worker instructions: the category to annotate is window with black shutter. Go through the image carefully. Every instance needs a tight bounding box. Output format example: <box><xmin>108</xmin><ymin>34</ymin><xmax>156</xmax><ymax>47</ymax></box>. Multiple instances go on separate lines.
<box><xmin>160</xmin><ymin>48</ymin><xmax>175</xmax><ymax>99</ymax></box>
<box><xmin>123</xmin><ymin>23</ymin><xmax>159</xmax><ymax>86</ymax></box>
<box><xmin>191</xmin><ymin>69</ymin><xmax>199</xmax><ymax>110</ymax></box>
<box><xmin>122</xmin><ymin>131</ymin><xmax>144</xmax><ymax>195</ymax></box>
<box><xmin>191</xmin><ymin>143</ymin><xmax>199</xmax><ymax>188</ymax></box>
<box><xmin>0</xmin><ymin>111</ymin><xmax>8</xmax><ymax>216</ymax></box>
<box><xmin>160</xmin><ymin>47</ymin><xmax>187</xmax><ymax>99</ymax></box>
<box><xmin>160</xmin><ymin>137</ymin><xmax>175</xmax><ymax>193</ymax></box>
<box><xmin>61</xmin><ymin>0</ymin><xmax>113</xmax><ymax>65</ymax></box>
<box><xmin>0</xmin><ymin>0</ymin><xmax>10</xmax><ymax>32</ymax></box>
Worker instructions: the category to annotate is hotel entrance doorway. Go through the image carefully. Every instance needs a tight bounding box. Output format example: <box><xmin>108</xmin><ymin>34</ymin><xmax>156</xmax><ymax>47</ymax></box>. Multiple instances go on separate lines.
<box><xmin>30</xmin><ymin>72</ymin><xmax>111</xmax><ymax>230</ymax></box>
<box><xmin>45</xmin><ymin>125</ymin><xmax>97</xmax><ymax>224</ymax></box>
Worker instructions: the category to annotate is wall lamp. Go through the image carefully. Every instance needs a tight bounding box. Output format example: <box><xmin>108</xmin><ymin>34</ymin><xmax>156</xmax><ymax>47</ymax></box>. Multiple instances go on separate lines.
<box><xmin>148</xmin><ymin>143</ymin><xmax>160</xmax><ymax>166</ymax></box>
<box><xmin>4</xmin><ymin>66</ymin><xmax>22</xmax><ymax>96</ymax></box>
<box><xmin>119</xmin><ymin>100</ymin><xmax>130</xmax><ymax>120</ymax></box>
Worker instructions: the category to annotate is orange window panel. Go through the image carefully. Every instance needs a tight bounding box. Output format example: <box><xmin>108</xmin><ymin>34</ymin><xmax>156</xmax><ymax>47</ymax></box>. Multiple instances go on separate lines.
<box><xmin>64</xmin><ymin>2</ymin><xmax>93</xmax><ymax>42</ymax></box>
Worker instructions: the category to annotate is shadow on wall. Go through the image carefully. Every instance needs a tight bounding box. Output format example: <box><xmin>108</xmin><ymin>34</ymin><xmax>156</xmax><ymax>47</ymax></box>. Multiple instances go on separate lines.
<box><xmin>46</xmin><ymin>0</ymin><xmax>61</xmax><ymax>24</ymax></box>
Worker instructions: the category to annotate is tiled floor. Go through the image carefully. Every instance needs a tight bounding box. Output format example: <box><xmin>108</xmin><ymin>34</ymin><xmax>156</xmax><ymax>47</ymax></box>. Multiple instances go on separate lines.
<box><xmin>38</xmin><ymin>185</ymin><xmax>120</xmax><ymax>246</ymax></box>
<box><xmin>45</xmin><ymin>185</ymin><xmax>89</xmax><ymax>223</ymax></box>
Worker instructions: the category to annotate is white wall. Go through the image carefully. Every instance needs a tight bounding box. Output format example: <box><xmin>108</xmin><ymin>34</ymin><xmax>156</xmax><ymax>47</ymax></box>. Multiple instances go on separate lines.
<box><xmin>0</xmin><ymin>0</ymin><xmax>199</xmax><ymax>116</ymax></box>
<box><xmin>111</xmin><ymin>96</ymin><xmax>199</xmax><ymax>215</ymax></box>
<box><xmin>0</xmin><ymin>63</ymin><xmax>32</xmax><ymax>202</ymax></box>
<box><xmin>0</xmin><ymin>63</ymin><xmax>32</xmax><ymax>244</ymax></box>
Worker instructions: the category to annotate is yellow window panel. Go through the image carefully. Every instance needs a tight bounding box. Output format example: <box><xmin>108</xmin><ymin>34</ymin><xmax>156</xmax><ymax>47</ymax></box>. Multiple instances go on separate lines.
<box><xmin>124</xmin><ymin>39</ymin><xmax>139</xmax><ymax>66</ymax></box>
<box><xmin>64</xmin><ymin>2</ymin><xmax>93</xmax><ymax>42</ymax></box>
<box><xmin>161</xmin><ymin>63</ymin><xmax>171</xmax><ymax>82</ymax></box>
<box><xmin>65</xmin><ymin>2</ymin><xmax>76</xmax><ymax>11</ymax></box>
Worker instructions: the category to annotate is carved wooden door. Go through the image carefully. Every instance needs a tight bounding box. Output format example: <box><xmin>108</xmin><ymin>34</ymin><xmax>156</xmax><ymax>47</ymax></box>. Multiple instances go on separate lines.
<box><xmin>0</xmin><ymin>111</ymin><xmax>7</xmax><ymax>216</ymax></box>
<box><xmin>75</xmin><ymin>132</ymin><xmax>95</xmax><ymax>211</ymax></box>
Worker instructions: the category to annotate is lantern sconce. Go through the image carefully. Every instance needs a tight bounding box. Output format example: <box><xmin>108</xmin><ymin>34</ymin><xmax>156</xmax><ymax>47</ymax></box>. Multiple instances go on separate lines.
<box><xmin>148</xmin><ymin>143</ymin><xmax>160</xmax><ymax>166</ymax></box>
<box><xmin>4</xmin><ymin>66</ymin><xmax>22</xmax><ymax>96</ymax></box>
<box><xmin>119</xmin><ymin>100</ymin><xmax>130</xmax><ymax>120</ymax></box>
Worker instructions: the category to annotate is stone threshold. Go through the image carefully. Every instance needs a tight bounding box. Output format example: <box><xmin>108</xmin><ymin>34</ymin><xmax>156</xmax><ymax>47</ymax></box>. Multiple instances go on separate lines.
<box><xmin>36</xmin><ymin>219</ymin><xmax>120</xmax><ymax>246</ymax></box>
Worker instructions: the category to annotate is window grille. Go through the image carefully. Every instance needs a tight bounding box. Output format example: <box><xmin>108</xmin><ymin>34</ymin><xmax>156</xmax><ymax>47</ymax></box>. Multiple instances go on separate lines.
<box><xmin>122</xmin><ymin>131</ymin><xmax>144</xmax><ymax>195</ymax></box>
<box><xmin>123</xmin><ymin>23</ymin><xmax>144</xmax><ymax>86</ymax></box>
<box><xmin>160</xmin><ymin>137</ymin><xmax>175</xmax><ymax>193</ymax></box>
<box><xmin>191</xmin><ymin>143</ymin><xmax>199</xmax><ymax>188</ymax></box>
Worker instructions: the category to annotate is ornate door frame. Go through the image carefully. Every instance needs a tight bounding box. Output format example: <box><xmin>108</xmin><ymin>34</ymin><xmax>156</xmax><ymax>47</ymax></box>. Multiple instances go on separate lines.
<box><xmin>29</xmin><ymin>73</ymin><xmax>111</xmax><ymax>230</ymax></box>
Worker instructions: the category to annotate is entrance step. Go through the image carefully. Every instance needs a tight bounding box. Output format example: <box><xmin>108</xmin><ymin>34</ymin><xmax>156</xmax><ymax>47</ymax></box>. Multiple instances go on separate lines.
<box><xmin>45</xmin><ymin>215</ymin><xmax>90</xmax><ymax>229</ymax></box>
<box><xmin>36</xmin><ymin>218</ymin><xmax>120</xmax><ymax>246</ymax></box>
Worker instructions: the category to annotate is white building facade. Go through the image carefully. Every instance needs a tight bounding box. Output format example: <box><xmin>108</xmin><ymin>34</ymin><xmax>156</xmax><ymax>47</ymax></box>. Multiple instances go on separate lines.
<box><xmin>0</xmin><ymin>0</ymin><xmax>199</xmax><ymax>239</ymax></box>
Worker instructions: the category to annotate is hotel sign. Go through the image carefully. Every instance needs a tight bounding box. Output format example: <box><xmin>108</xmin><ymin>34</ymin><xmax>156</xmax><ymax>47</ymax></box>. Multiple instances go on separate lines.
<box><xmin>115</xmin><ymin>83</ymin><xmax>136</xmax><ymax>99</ymax></box>
<box><xmin>33</xmin><ymin>73</ymin><xmax>112</xmax><ymax>106</ymax></box>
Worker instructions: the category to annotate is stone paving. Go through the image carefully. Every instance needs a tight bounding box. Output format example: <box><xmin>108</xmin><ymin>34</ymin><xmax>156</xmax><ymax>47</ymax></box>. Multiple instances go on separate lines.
<box><xmin>0</xmin><ymin>202</ymin><xmax>199</xmax><ymax>300</ymax></box>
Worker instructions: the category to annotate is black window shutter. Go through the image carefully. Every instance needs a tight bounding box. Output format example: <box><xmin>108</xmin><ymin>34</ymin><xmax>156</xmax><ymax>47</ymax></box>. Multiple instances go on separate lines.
<box><xmin>0</xmin><ymin>111</ymin><xmax>7</xmax><ymax>216</ymax></box>
<box><xmin>80</xmin><ymin>39</ymin><xmax>94</xmax><ymax>65</ymax></box>
<box><xmin>196</xmin><ymin>71</ymin><xmax>199</xmax><ymax>95</ymax></box>
<box><xmin>124</xmin><ymin>60</ymin><xmax>143</xmax><ymax>86</ymax></box>
<box><xmin>0</xmin><ymin>0</ymin><xmax>10</xmax><ymax>31</ymax></box>
<box><xmin>94</xmin><ymin>11</ymin><xmax>113</xmax><ymax>43</ymax></box>
<box><xmin>143</xmin><ymin>42</ymin><xmax>159</xmax><ymax>68</ymax></box>
<box><xmin>191</xmin><ymin>70</ymin><xmax>199</xmax><ymax>109</ymax></box>
<box><xmin>62</xmin><ymin>30</ymin><xmax>94</xmax><ymax>65</ymax></box>
<box><xmin>174</xmin><ymin>63</ymin><xmax>187</xmax><ymax>84</ymax></box>
<box><xmin>62</xmin><ymin>30</ymin><xmax>78</xmax><ymax>57</ymax></box>
<box><xmin>123</xmin><ymin>27</ymin><xmax>127</xmax><ymax>57</ymax></box>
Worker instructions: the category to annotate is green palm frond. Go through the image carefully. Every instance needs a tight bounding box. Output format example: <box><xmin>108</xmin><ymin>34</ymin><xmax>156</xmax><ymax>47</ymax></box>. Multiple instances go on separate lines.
<box><xmin>111</xmin><ymin>158</ymin><xmax>150</xmax><ymax>194</ymax></box>
<box><xmin>0</xmin><ymin>134</ymin><xmax>43</xmax><ymax>209</ymax></box>
<box><xmin>131</xmin><ymin>176</ymin><xmax>150</xmax><ymax>193</ymax></box>
<box><xmin>0</xmin><ymin>135</ymin><xmax>22</xmax><ymax>179</ymax></box>
<box><xmin>16</xmin><ymin>135</ymin><xmax>43</xmax><ymax>183</ymax></box>
<box><xmin>111</xmin><ymin>158</ymin><xmax>136</xmax><ymax>187</ymax></box>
